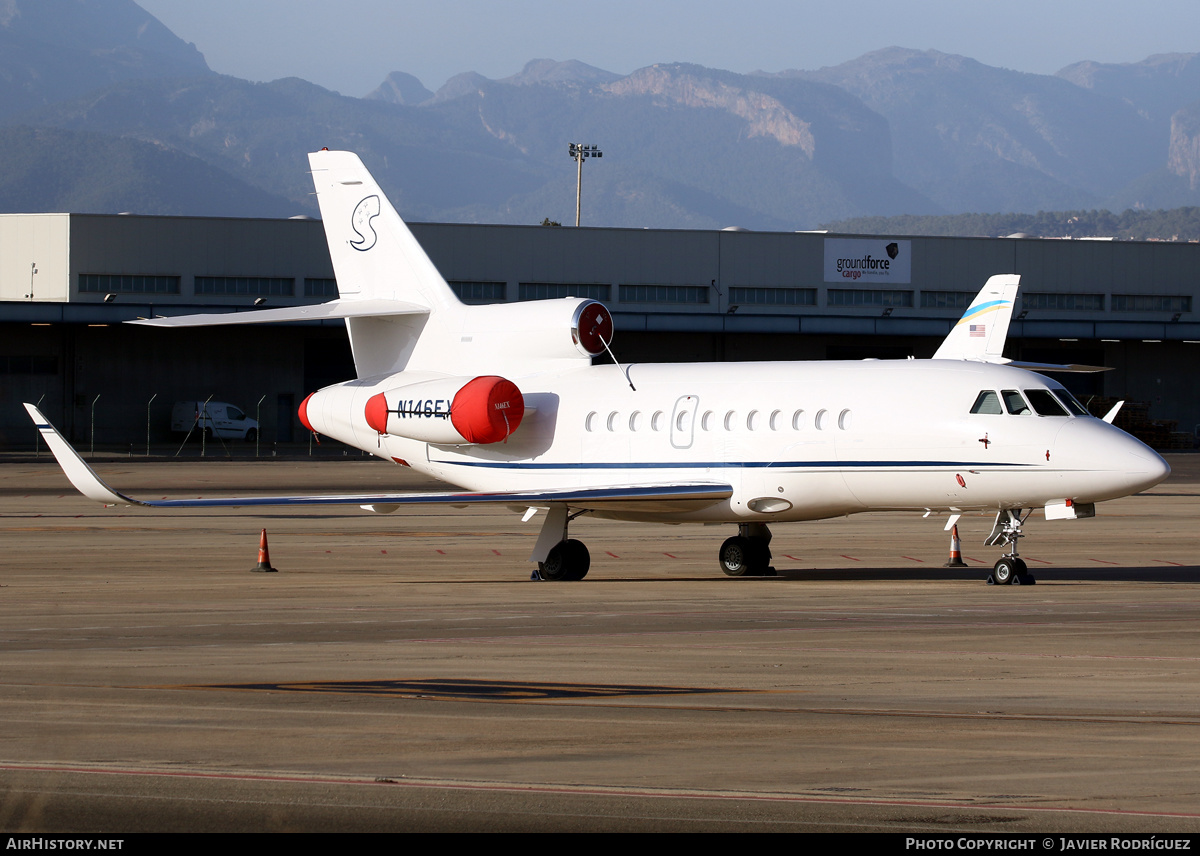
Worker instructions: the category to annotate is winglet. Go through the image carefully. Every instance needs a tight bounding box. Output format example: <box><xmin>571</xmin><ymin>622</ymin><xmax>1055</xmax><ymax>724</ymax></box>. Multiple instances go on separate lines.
<box><xmin>23</xmin><ymin>404</ymin><xmax>140</xmax><ymax>506</ymax></box>
<box><xmin>932</xmin><ymin>274</ymin><xmax>1020</xmax><ymax>362</ymax></box>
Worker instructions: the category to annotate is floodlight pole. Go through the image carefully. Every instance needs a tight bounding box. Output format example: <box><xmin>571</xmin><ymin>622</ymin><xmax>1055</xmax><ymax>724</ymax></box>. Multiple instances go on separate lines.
<box><xmin>568</xmin><ymin>143</ymin><xmax>602</xmax><ymax>226</ymax></box>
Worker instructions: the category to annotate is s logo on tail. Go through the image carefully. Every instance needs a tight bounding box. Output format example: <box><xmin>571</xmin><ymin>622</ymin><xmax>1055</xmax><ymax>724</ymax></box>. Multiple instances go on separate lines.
<box><xmin>350</xmin><ymin>195</ymin><xmax>381</xmax><ymax>251</ymax></box>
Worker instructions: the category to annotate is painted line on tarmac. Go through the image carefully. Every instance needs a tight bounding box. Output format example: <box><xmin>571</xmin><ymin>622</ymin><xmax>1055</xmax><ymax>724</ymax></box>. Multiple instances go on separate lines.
<box><xmin>1</xmin><ymin>762</ymin><xmax>1197</xmax><ymax>820</ymax></box>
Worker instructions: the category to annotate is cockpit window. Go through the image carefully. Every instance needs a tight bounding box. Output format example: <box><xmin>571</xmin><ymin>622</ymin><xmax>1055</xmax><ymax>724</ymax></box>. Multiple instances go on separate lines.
<box><xmin>1024</xmin><ymin>389</ymin><xmax>1069</xmax><ymax>416</ymax></box>
<box><xmin>1050</xmin><ymin>387</ymin><xmax>1089</xmax><ymax>417</ymax></box>
<box><xmin>1002</xmin><ymin>389</ymin><xmax>1031</xmax><ymax>415</ymax></box>
<box><xmin>970</xmin><ymin>390</ymin><xmax>1003</xmax><ymax>414</ymax></box>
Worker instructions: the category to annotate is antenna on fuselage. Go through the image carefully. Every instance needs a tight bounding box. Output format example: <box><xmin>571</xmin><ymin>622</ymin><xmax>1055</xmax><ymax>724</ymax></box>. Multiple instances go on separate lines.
<box><xmin>600</xmin><ymin>335</ymin><xmax>636</xmax><ymax>392</ymax></box>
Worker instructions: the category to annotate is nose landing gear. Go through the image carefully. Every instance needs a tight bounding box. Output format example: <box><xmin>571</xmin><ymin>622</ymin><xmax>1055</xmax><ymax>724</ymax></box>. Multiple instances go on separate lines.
<box><xmin>985</xmin><ymin>509</ymin><xmax>1035</xmax><ymax>585</ymax></box>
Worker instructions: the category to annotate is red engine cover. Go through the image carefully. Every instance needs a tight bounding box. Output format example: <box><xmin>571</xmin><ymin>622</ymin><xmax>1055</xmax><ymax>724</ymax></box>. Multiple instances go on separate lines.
<box><xmin>364</xmin><ymin>392</ymin><xmax>388</xmax><ymax>434</ymax></box>
<box><xmin>451</xmin><ymin>376</ymin><xmax>525</xmax><ymax>444</ymax></box>
<box><xmin>298</xmin><ymin>392</ymin><xmax>315</xmax><ymax>433</ymax></box>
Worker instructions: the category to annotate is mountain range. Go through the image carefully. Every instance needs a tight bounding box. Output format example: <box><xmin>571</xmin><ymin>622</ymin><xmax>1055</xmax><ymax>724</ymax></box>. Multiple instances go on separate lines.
<box><xmin>2</xmin><ymin>0</ymin><xmax>1199</xmax><ymax>231</ymax></box>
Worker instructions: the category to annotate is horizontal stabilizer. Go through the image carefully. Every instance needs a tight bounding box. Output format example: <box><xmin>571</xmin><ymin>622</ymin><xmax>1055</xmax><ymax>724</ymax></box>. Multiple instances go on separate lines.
<box><xmin>24</xmin><ymin>403</ymin><xmax>731</xmax><ymax>512</ymax></box>
<box><xmin>1000</xmin><ymin>359</ymin><xmax>1112</xmax><ymax>374</ymax></box>
<box><xmin>128</xmin><ymin>299</ymin><xmax>428</xmax><ymax>328</ymax></box>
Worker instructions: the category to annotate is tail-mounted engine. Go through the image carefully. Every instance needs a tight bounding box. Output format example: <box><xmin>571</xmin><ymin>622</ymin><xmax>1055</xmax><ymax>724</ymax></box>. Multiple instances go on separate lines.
<box><xmin>363</xmin><ymin>375</ymin><xmax>525</xmax><ymax>445</ymax></box>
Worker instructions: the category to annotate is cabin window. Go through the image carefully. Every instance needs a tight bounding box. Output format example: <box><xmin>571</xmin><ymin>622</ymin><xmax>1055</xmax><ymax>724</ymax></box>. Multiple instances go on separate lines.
<box><xmin>1024</xmin><ymin>389</ymin><xmax>1069</xmax><ymax>417</ymax></box>
<box><xmin>970</xmin><ymin>391</ymin><xmax>1003</xmax><ymax>414</ymax></box>
<box><xmin>607</xmin><ymin>411</ymin><xmax>620</xmax><ymax>431</ymax></box>
<box><xmin>1051</xmin><ymin>388</ymin><xmax>1089</xmax><ymax>416</ymax></box>
<box><xmin>585</xmin><ymin>411</ymin><xmax>598</xmax><ymax>432</ymax></box>
<box><xmin>651</xmin><ymin>411</ymin><xmax>664</xmax><ymax>431</ymax></box>
<box><xmin>815</xmin><ymin>409</ymin><xmax>828</xmax><ymax>430</ymax></box>
<box><xmin>1002</xmin><ymin>390</ymin><xmax>1031</xmax><ymax>415</ymax></box>
<box><xmin>791</xmin><ymin>409</ymin><xmax>805</xmax><ymax>430</ymax></box>
<box><xmin>629</xmin><ymin>411</ymin><xmax>643</xmax><ymax>431</ymax></box>
<box><xmin>701</xmin><ymin>410</ymin><xmax>714</xmax><ymax>431</ymax></box>
<box><xmin>769</xmin><ymin>410</ymin><xmax>782</xmax><ymax>431</ymax></box>
<box><xmin>747</xmin><ymin>410</ymin><xmax>761</xmax><ymax>431</ymax></box>
<box><xmin>838</xmin><ymin>409</ymin><xmax>853</xmax><ymax>430</ymax></box>
<box><xmin>676</xmin><ymin>410</ymin><xmax>692</xmax><ymax>432</ymax></box>
<box><xmin>724</xmin><ymin>411</ymin><xmax>737</xmax><ymax>431</ymax></box>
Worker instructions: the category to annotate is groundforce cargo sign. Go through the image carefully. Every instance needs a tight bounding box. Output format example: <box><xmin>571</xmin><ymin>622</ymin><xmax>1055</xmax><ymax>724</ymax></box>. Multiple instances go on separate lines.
<box><xmin>824</xmin><ymin>238</ymin><xmax>911</xmax><ymax>283</ymax></box>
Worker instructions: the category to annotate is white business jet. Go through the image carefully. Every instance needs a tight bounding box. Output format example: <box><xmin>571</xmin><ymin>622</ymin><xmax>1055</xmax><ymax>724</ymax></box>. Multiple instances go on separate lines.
<box><xmin>26</xmin><ymin>150</ymin><xmax>1170</xmax><ymax>584</ymax></box>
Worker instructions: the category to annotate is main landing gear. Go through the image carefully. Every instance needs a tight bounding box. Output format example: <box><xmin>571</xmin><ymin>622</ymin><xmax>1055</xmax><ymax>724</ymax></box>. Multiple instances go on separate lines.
<box><xmin>530</xmin><ymin>507</ymin><xmax>778</xmax><ymax>581</ymax></box>
<box><xmin>532</xmin><ymin>505</ymin><xmax>591</xmax><ymax>581</ymax></box>
<box><xmin>539</xmin><ymin>538</ymin><xmax>590</xmax><ymax>581</ymax></box>
<box><xmin>985</xmin><ymin>509</ymin><xmax>1035</xmax><ymax>586</ymax></box>
<box><xmin>719</xmin><ymin>523</ymin><xmax>776</xmax><ymax>577</ymax></box>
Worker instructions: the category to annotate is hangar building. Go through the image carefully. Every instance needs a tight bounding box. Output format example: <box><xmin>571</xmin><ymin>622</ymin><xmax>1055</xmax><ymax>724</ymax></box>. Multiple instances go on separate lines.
<box><xmin>1</xmin><ymin>212</ymin><xmax>1197</xmax><ymax>448</ymax></box>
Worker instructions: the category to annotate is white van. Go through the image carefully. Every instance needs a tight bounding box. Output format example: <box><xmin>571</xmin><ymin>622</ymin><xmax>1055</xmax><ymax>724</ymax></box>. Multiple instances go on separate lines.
<box><xmin>171</xmin><ymin>401</ymin><xmax>259</xmax><ymax>441</ymax></box>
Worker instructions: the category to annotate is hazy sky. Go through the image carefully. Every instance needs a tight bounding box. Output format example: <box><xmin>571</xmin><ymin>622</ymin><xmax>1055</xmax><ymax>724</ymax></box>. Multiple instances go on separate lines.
<box><xmin>137</xmin><ymin>0</ymin><xmax>1200</xmax><ymax>98</ymax></box>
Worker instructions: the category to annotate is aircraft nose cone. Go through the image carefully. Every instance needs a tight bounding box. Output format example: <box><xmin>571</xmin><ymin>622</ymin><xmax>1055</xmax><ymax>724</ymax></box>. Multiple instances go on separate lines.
<box><xmin>1055</xmin><ymin>418</ymin><xmax>1170</xmax><ymax>501</ymax></box>
<box><xmin>1129</xmin><ymin>442</ymin><xmax>1171</xmax><ymax>490</ymax></box>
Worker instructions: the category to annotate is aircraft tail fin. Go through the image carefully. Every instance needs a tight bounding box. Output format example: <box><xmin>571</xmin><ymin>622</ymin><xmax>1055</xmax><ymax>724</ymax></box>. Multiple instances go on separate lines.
<box><xmin>127</xmin><ymin>150</ymin><xmax>458</xmax><ymax>378</ymax></box>
<box><xmin>932</xmin><ymin>274</ymin><xmax>1019</xmax><ymax>362</ymax></box>
<box><xmin>127</xmin><ymin>151</ymin><xmax>593</xmax><ymax>379</ymax></box>
<box><xmin>307</xmin><ymin>149</ymin><xmax>468</xmax><ymax>377</ymax></box>
<box><xmin>307</xmin><ymin>150</ymin><xmax>458</xmax><ymax>311</ymax></box>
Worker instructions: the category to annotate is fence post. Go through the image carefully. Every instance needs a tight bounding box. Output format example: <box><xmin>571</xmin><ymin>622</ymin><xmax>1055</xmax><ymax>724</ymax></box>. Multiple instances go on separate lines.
<box><xmin>33</xmin><ymin>393</ymin><xmax>45</xmax><ymax>457</ymax></box>
<box><xmin>256</xmin><ymin>394</ymin><xmax>266</xmax><ymax>458</ymax></box>
<box><xmin>146</xmin><ymin>393</ymin><xmax>157</xmax><ymax>456</ymax></box>
<box><xmin>89</xmin><ymin>394</ymin><xmax>101</xmax><ymax>456</ymax></box>
<box><xmin>200</xmin><ymin>395</ymin><xmax>212</xmax><ymax>458</ymax></box>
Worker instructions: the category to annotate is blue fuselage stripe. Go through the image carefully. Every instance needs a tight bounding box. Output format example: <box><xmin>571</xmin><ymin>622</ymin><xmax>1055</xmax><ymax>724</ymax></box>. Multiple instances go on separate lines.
<box><xmin>432</xmin><ymin>460</ymin><xmax>1029</xmax><ymax>470</ymax></box>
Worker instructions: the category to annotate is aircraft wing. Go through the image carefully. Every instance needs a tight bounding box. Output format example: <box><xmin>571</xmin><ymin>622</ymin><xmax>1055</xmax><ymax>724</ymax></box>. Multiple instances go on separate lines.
<box><xmin>127</xmin><ymin>299</ymin><xmax>428</xmax><ymax>328</ymax></box>
<box><xmin>24</xmin><ymin>404</ymin><xmax>731</xmax><ymax>512</ymax></box>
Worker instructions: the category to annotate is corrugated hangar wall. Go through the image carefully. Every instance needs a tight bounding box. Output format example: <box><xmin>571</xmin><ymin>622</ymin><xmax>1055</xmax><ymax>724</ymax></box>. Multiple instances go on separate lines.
<box><xmin>0</xmin><ymin>214</ymin><xmax>1197</xmax><ymax>447</ymax></box>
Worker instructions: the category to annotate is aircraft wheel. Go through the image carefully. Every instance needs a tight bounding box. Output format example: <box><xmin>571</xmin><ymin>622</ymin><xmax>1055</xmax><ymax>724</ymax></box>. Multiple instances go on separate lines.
<box><xmin>719</xmin><ymin>536</ymin><xmax>757</xmax><ymax>577</ymax></box>
<box><xmin>993</xmin><ymin>557</ymin><xmax>1018</xmax><ymax>585</ymax></box>
<box><xmin>539</xmin><ymin>539</ymin><xmax>590</xmax><ymax>581</ymax></box>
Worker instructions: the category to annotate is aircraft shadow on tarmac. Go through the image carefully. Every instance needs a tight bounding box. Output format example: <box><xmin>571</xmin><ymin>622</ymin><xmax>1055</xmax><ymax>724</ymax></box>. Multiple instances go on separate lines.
<box><xmin>764</xmin><ymin>565</ymin><xmax>1200</xmax><ymax>583</ymax></box>
<box><xmin>197</xmin><ymin>678</ymin><xmax>752</xmax><ymax>701</ymax></box>
<box><xmin>506</xmin><ymin>565</ymin><xmax>1200</xmax><ymax>584</ymax></box>
<box><xmin>373</xmin><ymin>565</ymin><xmax>1200</xmax><ymax>584</ymax></box>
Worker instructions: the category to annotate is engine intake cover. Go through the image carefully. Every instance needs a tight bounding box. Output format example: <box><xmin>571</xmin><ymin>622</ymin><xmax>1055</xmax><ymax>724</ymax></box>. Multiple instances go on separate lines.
<box><xmin>364</xmin><ymin>375</ymin><xmax>525</xmax><ymax>445</ymax></box>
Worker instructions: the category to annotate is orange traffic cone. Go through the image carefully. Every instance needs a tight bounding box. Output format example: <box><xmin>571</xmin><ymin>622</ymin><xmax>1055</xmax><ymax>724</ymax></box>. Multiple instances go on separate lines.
<box><xmin>943</xmin><ymin>523</ymin><xmax>968</xmax><ymax>567</ymax></box>
<box><xmin>251</xmin><ymin>528</ymin><xmax>279</xmax><ymax>573</ymax></box>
